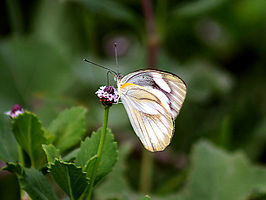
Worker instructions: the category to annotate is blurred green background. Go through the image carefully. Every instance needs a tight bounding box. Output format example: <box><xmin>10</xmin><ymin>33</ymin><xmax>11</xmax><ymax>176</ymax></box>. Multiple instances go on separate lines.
<box><xmin>0</xmin><ymin>0</ymin><xmax>266</xmax><ymax>199</ymax></box>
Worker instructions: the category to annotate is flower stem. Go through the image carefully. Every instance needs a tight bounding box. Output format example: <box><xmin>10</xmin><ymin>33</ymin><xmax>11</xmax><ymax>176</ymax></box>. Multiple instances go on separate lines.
<box><xmin>140</xmin><ymin>0</ymin><xmax>157</xmax><ymax>194</ymax></box>
<box><xmin>17</xmin><ymin>144</ymin><xmax>26</xmax><ymax>199</ymax></box>
<box><xmin>86</xmin><ymin>106</ymin><xmax>110</xmax><ymax>200</ymax></box>
<box><xmin>6</xmin><ymin>0</ymin><xmax>23</xmax><ymax>35</ymax></box>
<box><xmin>141</xmin><ymin>0</ymin><xmax>158</xmax><ymax>68</ymax></box>
<box><xmin>18</xmin><ymin>144</ymin><xmax>25</xmax><ymax>167</ymax></box>
<box><xmin>140</xmin><ymin>149</ymin><xmax>153</xmax><ymax>194</ymax></box>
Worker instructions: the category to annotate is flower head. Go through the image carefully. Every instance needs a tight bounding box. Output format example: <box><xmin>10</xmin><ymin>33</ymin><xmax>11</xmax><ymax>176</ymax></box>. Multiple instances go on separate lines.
<box><xmin>95</xmin><ymin>86</ymin><xmax>119</xmax><ymax>106</ymax></box>
<box><xmin>5</xmin><ymin>104</ymin><xmax>24</xmax><ymax>118</ymax></box>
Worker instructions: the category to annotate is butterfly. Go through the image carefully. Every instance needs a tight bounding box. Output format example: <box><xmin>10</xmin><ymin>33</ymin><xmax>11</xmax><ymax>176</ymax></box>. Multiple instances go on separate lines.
<box><xmin>84</xmin><ymin>59</ymin><xmax>187</xmax><ymax>152</ymax></box>
<box><xmin>117</xmin><ymin>69</ymin><xmax>187</xmax><ymax>152</ymax></box>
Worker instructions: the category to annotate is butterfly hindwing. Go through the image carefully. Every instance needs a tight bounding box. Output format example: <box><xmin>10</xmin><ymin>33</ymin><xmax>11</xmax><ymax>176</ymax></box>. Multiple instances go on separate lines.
<box><xmin>120</xmin><ymin>84</ymin><xmax>173</xmax><ymax>152</ymax></box>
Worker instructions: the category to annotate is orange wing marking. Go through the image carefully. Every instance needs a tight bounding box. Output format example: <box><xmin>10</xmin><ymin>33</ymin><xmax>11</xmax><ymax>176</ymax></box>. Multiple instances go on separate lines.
<box><xmin>120</xmin><ymin>83</ymin><xmax>136</xmax><ymax>89</ymax></box>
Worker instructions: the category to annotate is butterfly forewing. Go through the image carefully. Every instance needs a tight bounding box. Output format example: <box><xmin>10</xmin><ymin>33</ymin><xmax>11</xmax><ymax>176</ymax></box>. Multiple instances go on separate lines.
<box><xmin>118</xmin><ymin>69</ymin><xmax>187</xmax><ymax>152</ymax></box>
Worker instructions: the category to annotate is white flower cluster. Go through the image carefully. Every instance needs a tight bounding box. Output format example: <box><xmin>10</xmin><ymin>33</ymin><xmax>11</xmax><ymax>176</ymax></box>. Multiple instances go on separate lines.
<box><xmin>5</xmin><ymin>104</ymin><xmax>24</xmax><ymax>118</ymax></box>
<box><xmin>95</xmin><ymin>86</ymin><xmax>119</xmax><ymax>105</ymax></box>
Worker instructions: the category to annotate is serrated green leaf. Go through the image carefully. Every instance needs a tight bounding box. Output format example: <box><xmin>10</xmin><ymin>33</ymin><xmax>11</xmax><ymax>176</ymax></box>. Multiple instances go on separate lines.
<box><xmin>95</xmin><ymin>144</ymin><xmax>134</xmax><ymax>200</ymax></box>
<box><xmin>50</xmin><ymin>160</ymin><xmax>89</xmax><ymax>200</ymax></box>
<box><xmin>76</xmin><ymin>128</ymin><xmax>118</xmax><ymax>184</ymax></box>
<box><xmin>42</xmin><ymin>144</ymin><xmax>61</xmax><ymax>165</ymax></box>
<box><xmin>44</xmin><ymin>129</ymin><xmax>55</xmax><ymax>144</ymax></box>
<box><xmin>4</xmin><ymin>163</ymin><xmax>58</xmax><ymax>200</ymax></box>
<box><xmin>12</xmin><ymin>112</ymin><xmax>49</xmax><ymax>169</ymax></box>
<box><xmin>83</xmin><ymin>155</ymin><xmax>97</xmax><ymax>179</ymax></box>
<box><xmin>95</xmin><ymin>144</ymin><xmax>155</xmax><ymax>200</ymax></box>
<box><xmin>63</xmin><ymin>148</ymin><xmax>80</xmax><ymax>161</ymax></box>
<box><xmin>4</xmin><ymin>162</ymin><xmax>24</xmax><ymax>175</ymax></box>
<box><xmin>48</xmin><ymin>107</ymin><xmax>87</xmax><ymax>152</ymax></box>
<box><xmin>23</xmin><ymin>168</ymin><xmax>58</xmax><ymax>200</ymax></box>
<box><xmin>179</xmin><ymin>140</ymin><xmax>266</xmax><ymax>200</ymax></box>
<box><xmin>0</xmin><ymin>114</ymin><xmax>18</xmax><ymax>162</ymax></box>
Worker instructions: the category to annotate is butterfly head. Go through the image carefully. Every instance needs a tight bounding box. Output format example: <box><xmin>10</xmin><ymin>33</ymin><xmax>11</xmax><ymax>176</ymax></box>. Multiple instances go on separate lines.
<box><xmin>115</xmin><ymin>73</ymin><xmax>123</xmax><ymax>81</ymax></box>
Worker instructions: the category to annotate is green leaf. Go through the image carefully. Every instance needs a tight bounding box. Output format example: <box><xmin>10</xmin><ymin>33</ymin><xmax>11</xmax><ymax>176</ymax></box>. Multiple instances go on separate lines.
<box><xmin>48</xmin><ymin>107</ymin><xmax>87</xmax><ymax>152</ymax></box>
<box><xmin>50</xmin><ymin>160</ymin><xmax>89</xmax><ymax>200</ymax></box>
<box><xmin>76</xmin><ymin>128</ymin><xmax>118</xmax><ymax>184</ymax></box>
<box><xmin>0</xmin><ymin>38</ymin><xmax>73</xmax><ymax>99</ymax></box>
<box><xmin>179</xmin><ymin>140</ymin><xmax>266</xmax><ymax>200</ymax></box>
<box><xmin>173</xmin><ymin>0</ymin><xmax>226</xmax><ymax>18</ymax></box>
<box><xmin>83</xmin><ymin>155</ymin><xmax>97</xmax><ymax>179</ymax></box>
<box><xmin>96</xmin><ymin>141</ymin><xmax>266</xmax><ymax>200</ymax></box>
<box><xmin>4</xmin><ymin>163</ymin><xmax>58</xmax><ymax>200</ymax></box>
<box><xmin>77</xmin><ymin>0</ymin><xmax>136</xmax><ymax>23</ymax></box>
<box><xmin>0</xmin><ymin>114</ymin><xmax>18</xmax><ymax>162</ymax></box>
<box><xmin>12</xmin><ymin>112</ymin><xmax>49</xmax><ymax>169</ymax></box>
<box><xmin>184</xmin><ymin>61</ymin><xmax>233</xmax><ymax>102</ymax></box>
<box><xmin>4</xmin><ymin>162</ymin><xmax>24</xmax><ymax>175</ymax></box>
<box><xmin>63</xmin><ymin>148</ymin><xmax>80</xmax><ymax>161</ymax></box>
<box><xmin>42</xmin><ymin>144</ymin><xmax>61</xmax><ymax>165</ymax></box>
<box><xmin>95</xmin><ymin>144</ymin><xmax>155</xmax><ymax>200</ymax></box>
<box><xmin>95</xmin><ymin>144</ymin><xmax>135</xmax><ymax>200</ymax></box>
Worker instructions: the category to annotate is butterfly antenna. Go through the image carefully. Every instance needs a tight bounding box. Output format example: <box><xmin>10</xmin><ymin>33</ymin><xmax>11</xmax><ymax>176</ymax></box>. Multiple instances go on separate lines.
<box><xmin>106</xmin><ymin>70</ymin><xmax>112</xmax><ymax>85</ymax></box>
<box><xmin>114</xmin><ymin>43</ymin><xmax>119</xmax><ymax>74</ymax></box>
<box><xmin>83</xmin><ymin>58</ymin><xmax>117</xmax><ymax>77</ymax></box>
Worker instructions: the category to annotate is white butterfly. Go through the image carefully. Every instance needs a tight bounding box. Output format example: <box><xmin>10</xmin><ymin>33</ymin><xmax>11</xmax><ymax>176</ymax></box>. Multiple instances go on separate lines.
<box><xmin>117</xmin><ymin>69</ymin><xmax>187</xmax><ymax>152</ymax></box>
<box><xmin>84</xmin><ymin>59</ymin><xmax>186</xmax><ymax>152</ymax></box>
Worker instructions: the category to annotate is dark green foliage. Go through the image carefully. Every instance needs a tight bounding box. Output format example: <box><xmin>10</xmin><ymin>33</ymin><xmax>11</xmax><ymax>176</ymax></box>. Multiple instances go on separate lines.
<box><xmin>49</xmin><ymin>160</ymin><xmax>89</xmax><ymax>200</ymax></box>
<box><xmin>42</xmin><ymin>144</ymin><xmax>61</xmax><ymax>165</ymax></box>
<box><xmin>4</xmin><ymin>163</ymin><xmax>58</xmax><ymax>200</ymax></box>
<box><xmin>0</xmin><ymin>0</ymin><xmax>266</xmax><ymax>199</ymax></box>
<box><xmin>180</xmin><ymin>141</ymin><xmax>266</xmax><ymax>200</ymax></box>
<box><xmin>76</xmin><ymin>128</ymin><xmax>118</xmax><ymax>184</ymax></box>
<box><xmin>95</xmin><ymin>144</ymin><xmax>133</xmax><ymax>200</ymax></box>
<box><xmin>0</xmin><ymin>114</ymin><xmax>18</xmax><ymax>162</ymax></box>
<box><xmin>12</xmin><ymin>112</ymin><xmax>50</xmax><ymax>169</ymax></box>
<box><xmin>48</xmin><ymin>107</ymin><xmax>87</xmax><ymax>152</ymax></box>
<box><xmin>1</xmin><ymin>107</ymin><xmax>119</xmax><ymax>200</ymax></box>
<box><xmin>97</xmin><ymin>141</ymin><xmax>266</xmax><ymax>200</ymax></box>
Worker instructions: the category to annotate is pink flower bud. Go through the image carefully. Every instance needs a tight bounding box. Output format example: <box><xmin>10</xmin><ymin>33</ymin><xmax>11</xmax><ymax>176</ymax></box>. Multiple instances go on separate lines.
<box><xmin>95</xmin><ymin>86</ymin><xmax>119</xmax><ymax>106</ymax></box>
<box><xmin>5</xmin><ymin>104</ymin><xmax>24</xmax><ymax>118</ymax></box>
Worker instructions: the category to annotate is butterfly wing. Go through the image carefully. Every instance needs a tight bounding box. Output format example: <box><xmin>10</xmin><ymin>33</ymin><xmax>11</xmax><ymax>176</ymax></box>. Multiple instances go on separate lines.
<box><xmin>120</xmin><ymin>84</ymin><xmax>174</xmax><ymax>152</ymax></box>
<box><xmin>120</xmin><ymin>69</ymin><xmax>187</xmax><ymax>119</ymax></box>
<box><xmin>118</xmin><ymin>70</ymin><xmax>187</xmax><ymax>152</ymax></box>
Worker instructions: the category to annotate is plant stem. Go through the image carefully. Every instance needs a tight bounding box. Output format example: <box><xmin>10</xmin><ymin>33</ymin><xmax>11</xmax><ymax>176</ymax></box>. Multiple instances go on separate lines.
<box><xmin>155</xmin><ymin>0</ymin><xmax>167</xmax><ymax>41</ymax></box>
<box><xmin>140</xmin><ymin>0</ymin><xmax>158</xmax><ymax>194</ymax></box>
<box><xmin>140</xmin><ymin>149</ymin><xmax>153</xmax><ymax>194</ymax></box>
<box><xmin>17</xmin><ymin>144</ymin><xmax>25</xmax><ymax>199</ymax></box>
<box><xmin>84</xmin><ymin>11</ymin><xmax>98</xmax><ymax>57</ymax></box>
<box><xmin>6</xmin><ymin>0</ymin><xmax>23</xmax><ymax>35</ymax></box>
<box><xmin>141</xmin><ymin>0</ymin><xmax>159</xmax><ymax>68</ymax></box>
<box><xmin>86</xmin><ymin>106</ymin><xmax>110</xmax><ymax>200</ymax></box>
<box><xmin>18</xmin><ymin>144</ymin><xmax>25</xmax><ymax>167</ymax></box>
